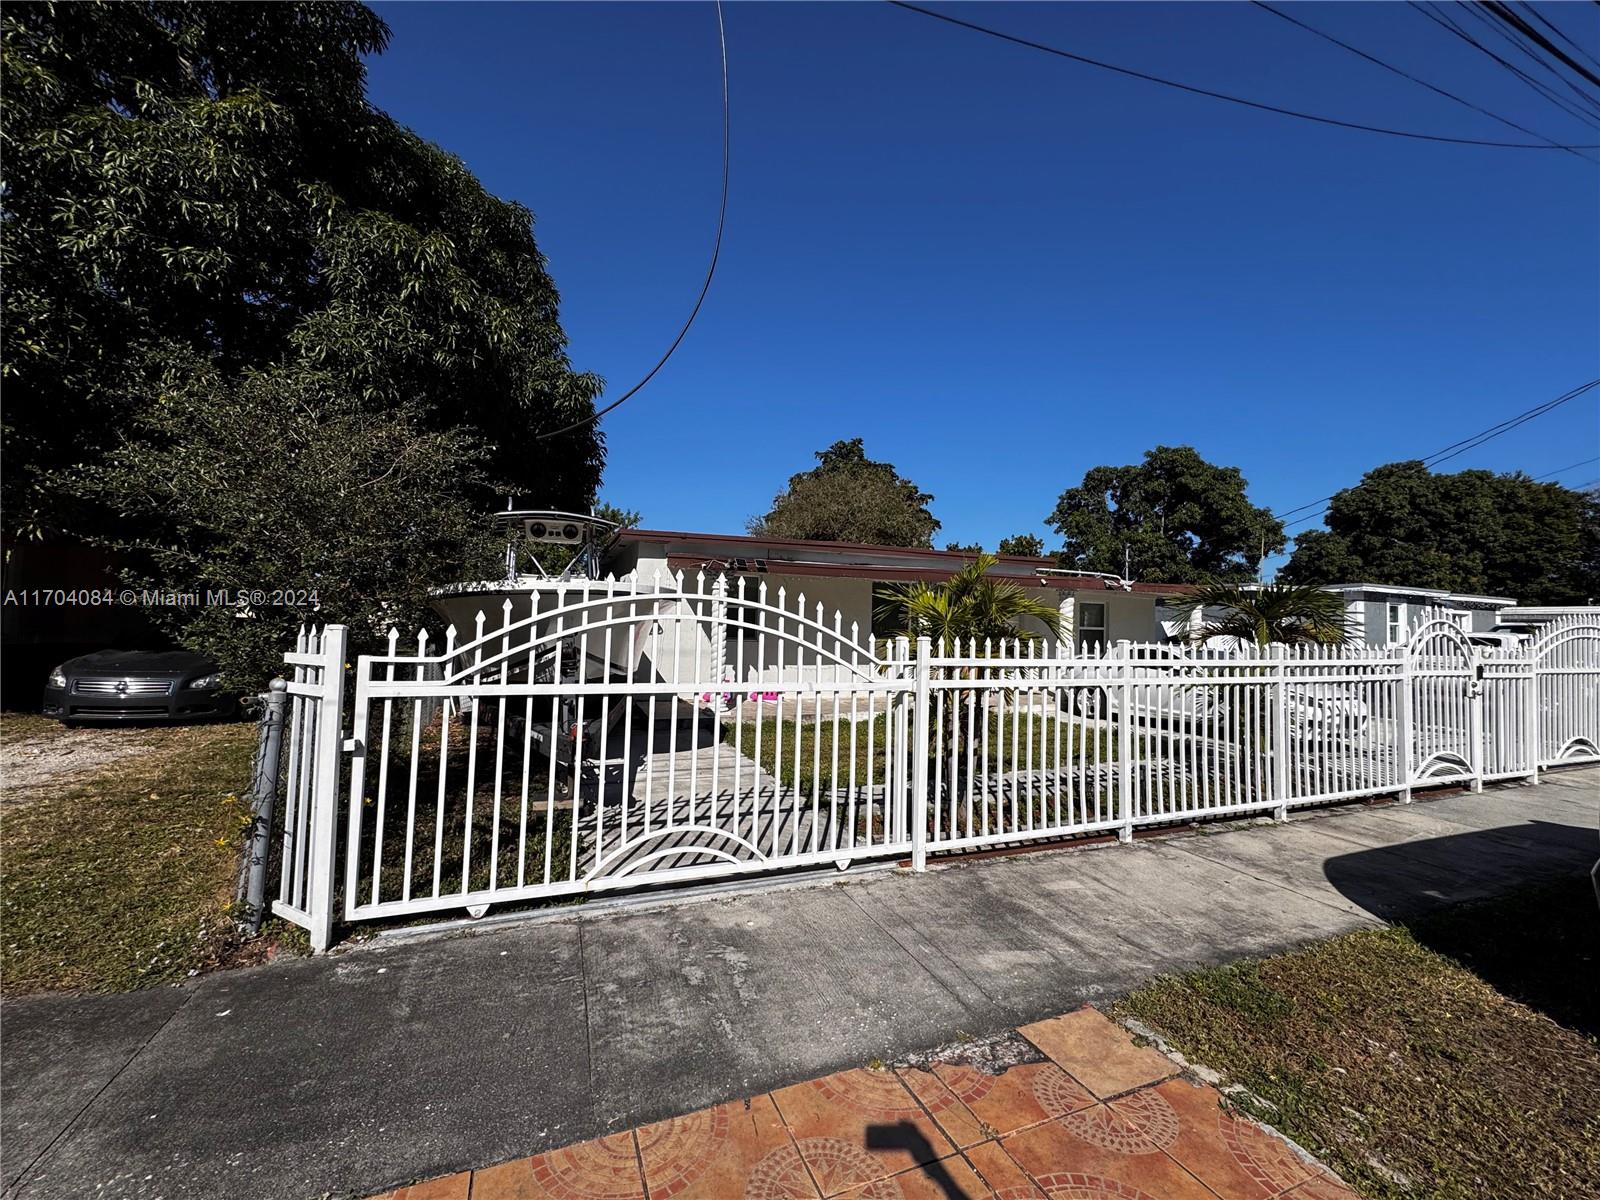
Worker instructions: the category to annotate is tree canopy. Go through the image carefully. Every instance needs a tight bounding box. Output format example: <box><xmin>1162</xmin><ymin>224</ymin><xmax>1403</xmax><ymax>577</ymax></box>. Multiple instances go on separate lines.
<box><xmin>997</xmin><ymin>533</ymin><xmax>1045</xmax><ymax>558</ymax></box>
<box><xmin>1280</xmin><ymin>461</ymin><xmax>1599</xmax><ymax>605</ymax></box>
<box><xmin>751</xmin><ymin>439</ymin><xmax>939</xmax><ymax>547</ymax></box>
<box><xmin>1046</xmin><ymin>446</ymin><xmax>1284</xmax><ymax>584</ymax></box>
<box><xmin>2</xmin><ymin>2</ymin><xmax>604</xmax><ymax>682</ymax></box>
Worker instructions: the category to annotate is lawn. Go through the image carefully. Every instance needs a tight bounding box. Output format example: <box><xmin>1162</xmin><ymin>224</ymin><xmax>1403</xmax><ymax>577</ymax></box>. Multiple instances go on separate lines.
<box><xmin>730</xmin><ymin>709</ymin><xmax>1115</xmax><ymax>797</ymax></box>
<box><xmin>1113</xmin><ymin>876</ymin><xmax>1600</xmax><ymax>1200</ymax></box>
<box><xmin>0</xmin><ymin>717</ymin><xmax>291</xmax><ymax>994</ymax></box>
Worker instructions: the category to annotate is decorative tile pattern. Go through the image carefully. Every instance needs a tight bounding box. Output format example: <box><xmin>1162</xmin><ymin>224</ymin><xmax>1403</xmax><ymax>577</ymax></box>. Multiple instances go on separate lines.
<box><xmin>963</xmin><ymin>1139</ymin><xmax>1047</xmax><ymax>1198</ymax></box>
<box><xmin>835</xmin><ymin>1153</ymin><xmax>994</xmax><ymax>1199</ymax></box>
<box><xmin>1017</xmin><ymin>1010</ymin><xmax>1177</xmax><ymax>1100</ymax></box>
<box><xmin>746</xmin><ymin>1140</ymin><xmax>825</xmax><ymax>1200</ymax></box>
<box><xmin>1001</xmin><ymin>1113</ymin><xmax>1220</xmax><ymax>1200</ymax></box>
<box><xmin>363</xmin><ymin>1006</ymin><xmax>1358</xmax><ymax>1200</ymax></box>
<box><xmin>930</xmin><ymin>1061</ymin><xmax>1098</xmax><ymax>1145</ymax></box>
<box><xmin>636</xmin><ymin>1098</ymin><xmax>802</xmax><ymax>1200</ymax></box>
<box><xmin>772</xmin><ymin>1069</ymin><xmax>956</xmax><ymax>1196</ymax></box>
<box><xmin>518</xmin><ymin>1130</ymin><xmax>648</xmax><ymax>1200</ymax></box>
<box><xmin>1120</xmin><ymin>1077</ymin><xmax>1317</xmax><ymax>1200</ymax></box>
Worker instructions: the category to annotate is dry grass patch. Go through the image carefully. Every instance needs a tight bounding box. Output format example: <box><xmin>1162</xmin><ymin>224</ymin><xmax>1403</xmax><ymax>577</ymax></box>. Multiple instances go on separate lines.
<box><xmin>1115</xmin><ymin>877</ymin><xmax>1600</xmax><ymax>1200</ymax></box>
<box><xmin>0</xmin><ymin>720</ymin><xmax>301</xmax><ymax>994</ymax></box>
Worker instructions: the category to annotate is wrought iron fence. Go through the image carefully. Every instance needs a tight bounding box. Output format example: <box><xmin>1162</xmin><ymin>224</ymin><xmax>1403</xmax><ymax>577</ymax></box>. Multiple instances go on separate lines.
<box><xmin>264</xmin><ymin>582</ymin><xmax>1599</xmax><ymax>948</ymax></box>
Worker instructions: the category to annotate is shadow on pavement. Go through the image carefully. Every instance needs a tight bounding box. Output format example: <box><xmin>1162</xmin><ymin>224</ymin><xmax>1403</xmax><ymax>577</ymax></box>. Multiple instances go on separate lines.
<box><xmin>1324</xmin><ymin>818</ymin><xmax>1600</xmax><ymax>1038</ymax></box>
<box><xmin>865</xmin><ymin>1122</ymin><xmax>973</xmax><ymax>1200</ymax></box>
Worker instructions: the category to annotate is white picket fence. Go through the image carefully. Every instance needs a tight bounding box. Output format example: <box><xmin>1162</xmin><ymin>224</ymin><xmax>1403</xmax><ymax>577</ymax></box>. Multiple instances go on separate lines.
<box><xmin>270</xmin><ymin>577</ymin><xmax>1600</xmax><ymax>949</ymax></box>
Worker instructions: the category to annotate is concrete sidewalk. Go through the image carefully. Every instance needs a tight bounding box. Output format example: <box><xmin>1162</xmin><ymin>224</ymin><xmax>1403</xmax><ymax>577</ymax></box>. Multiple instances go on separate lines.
<box><xmin>3</xmin><ymin>768</ymin><xmax>1595</xmax><ymax>1200</ymax></box>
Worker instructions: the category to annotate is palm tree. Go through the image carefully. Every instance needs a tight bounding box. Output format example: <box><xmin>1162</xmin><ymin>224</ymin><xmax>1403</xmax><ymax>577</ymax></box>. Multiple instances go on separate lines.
<box><xmin>1166</xmin><ymin>581</ymin><xmax>1349</xmax><ymax>647</ymax></box>
<box><xmin>873</xmin><ymin>554</ymin><xmax>1063</xmax><ymax>648</ymax></box>
<box><xmin>875</xmin><ymin>556</ymin><xmax>1064</xmax><ymax>811</ymax></box>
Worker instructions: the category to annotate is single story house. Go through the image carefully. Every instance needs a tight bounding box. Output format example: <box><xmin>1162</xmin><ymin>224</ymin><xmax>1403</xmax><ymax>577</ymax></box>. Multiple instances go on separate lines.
<box><xmin>1312</xmin><ymin>583</ymin><xmax>1516</xmax><ymax>647</ymax></box>
<box><xmin>604</xmin><ymin>528</ymin><xmax>1191</xmax><ymax>682</ymax></box>
<box><xmin>1156</xmin><ymin>582</ymin><xmax>1529</xmax><ymax>649</ymax></box>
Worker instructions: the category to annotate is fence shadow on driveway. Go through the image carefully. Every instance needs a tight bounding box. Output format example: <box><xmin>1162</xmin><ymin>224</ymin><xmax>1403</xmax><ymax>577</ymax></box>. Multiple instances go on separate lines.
<box><xmin>1323</xmin><ymin>816</ymin><xmax>1600</xmax><ymax>1037</ymax></box>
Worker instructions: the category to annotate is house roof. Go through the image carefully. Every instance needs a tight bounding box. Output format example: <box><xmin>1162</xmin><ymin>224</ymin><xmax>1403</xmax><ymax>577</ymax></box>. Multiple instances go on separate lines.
<box><xmin>618</xmin><ymin>528</ymin><xmax>1194</xmax><ymax>596</ymax></box>
<box><xmin>1318</xmin><ymin>582</ymin><xmax>1517</xmax><ymax>606</ymax></box>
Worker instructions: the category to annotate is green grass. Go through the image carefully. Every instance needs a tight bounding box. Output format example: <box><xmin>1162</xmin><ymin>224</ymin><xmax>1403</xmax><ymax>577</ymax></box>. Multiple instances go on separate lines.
<box><xmin>0</xmin><ymin>722</ymin><xmax>289</xmax><ymax>994</ymax></box>
<box><xmin>1114</xmin><ymin>877</ymin><xmax>1600</xmax><ymax>1200</ymax></box>
<box><xmin>731</xmin><ymin>710</ymin><xmax>1115</xmax><ymax>798</ymax></box>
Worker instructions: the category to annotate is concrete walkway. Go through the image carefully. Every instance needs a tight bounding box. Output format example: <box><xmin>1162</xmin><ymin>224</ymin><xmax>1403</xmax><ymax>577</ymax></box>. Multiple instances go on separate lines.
<box><xmin>3</xmin><ymin>768</ymin><xmax>1594</xmax><ymax>1200</ymax></box>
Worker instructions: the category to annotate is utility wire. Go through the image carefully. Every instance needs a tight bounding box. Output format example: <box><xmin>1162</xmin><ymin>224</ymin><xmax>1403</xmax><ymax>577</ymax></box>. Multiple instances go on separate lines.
<box><xmin>1250</xmin><ymin>1</ymin><xmax>1596</xmax><ymax>159</ymax></box>
<box><xmin>1410</xmin><ymin>1</ymin><xmax>1600</xmax><ymax>127</ymax></box>
<box><xmin>1482</xmin><ymin>1</ymin><xmax>1600</xmax><ymax>90</ymax></box>
<box><xmin>1274</xmin><ymin>379</ymin><xmax>1600</xmax><ymax>524</ymax></box>
<box><xmin>539</xmin><ymin>1</ymin><xmax>729</xmax><ymax>440</ymax></box>
<box><xmin>888</xmin><ymin>0</ymin><xmax>1600</xmax><ymax>150</ymax></box>
<box><xmin>1529</xmin><ymin>455</ymin><xmax>1600</xmax><ymax>480</ymax></box>
<box><xmin>1519</xmin><ymin>2</ymin><xmax>1600</xmax><ymax>75</ymax></box>
<box><xmin>1456</xmin><ymin>0</ymin><xmax>1600</xmax><ymax>120</ymax></box>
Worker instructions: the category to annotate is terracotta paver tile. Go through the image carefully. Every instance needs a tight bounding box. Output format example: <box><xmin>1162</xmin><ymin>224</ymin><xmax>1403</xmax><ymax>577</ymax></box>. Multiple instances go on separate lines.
<box><xmin>772</xmin><ymin>1068</ymin><xmax>956</xmax><ymax>1197</ymax></box>
<box><xmin>470</xmin><ymin>1130</ymin><xmax>645</xmax><ymax>1200</ymax></box>
<box><xmin>1114</xmin><ymin>1077</ymin><xmax>1316</xmax><ymax>1199</ymax></box>
<box><xmin>1001</xmin><ymin>1104</ymin><xmax>1220</xmax><ymax>1200</ymax></box>
<box><xmin>931</xmin><ymin>1060</ymin><xmax>1097</xmax><ymax>1144</ymax></box>
<box><xmin>635</xmin><ymin>1095</ymin><xmax>819</xmax><ymax>1199</ymax></box>
<box><xmin>1285</xmin><ymin>1174</ymin><xmax>1363</xmax><ymax>1200</ymax></box>
<box><xmin>895</xmin><ymin>1066</ymin><xmax>990</xmax><ymax>1148</ymax></box>
<box><xmin>1017</xmin><ymin>1008</ymin><xmax>1177</xmax><ymax>1099</ymax></box>
<box><xmin>835</xmin><ymin>1152</ymin><xmax>996</xmax><ymax>1199</ymax></box>
<box><xmin>384</xmin><ymin>1172</ymin><xmax>471</xmax><ymax>1200</ymax></box>
<box><xmin>962</xmin><ymin>1140</ymin><xmax>1046</xmax><ymax>1198</ymax></box>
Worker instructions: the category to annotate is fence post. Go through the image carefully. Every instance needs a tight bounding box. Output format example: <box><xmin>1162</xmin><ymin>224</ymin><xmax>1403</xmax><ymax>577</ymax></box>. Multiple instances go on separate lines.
<box><xmin>242</xmin><ymin>677</ymin><xmax>288</xmax><ymax>935</ymax></box>
<box><xmin>1397</xmin><ymin>642</ymin><xmax>1414</xmax><ymax>803</ymax></box>
<box><xmin>1524</xmin><ymin>647</ymin><xmax>1541</xmax><ymax>784</ymax></box>
<box><xmin>305</xmin><ymin>624</ymin><xmax>348</xmax><ymax>952</ymax></box>
<box><xmin>1116</xmin><ymin>640</ymin><xmax>1134</xmax><ymax>843</ymax></box>
<box><xmin>1270</xmin><ymin>644</ymin><xmax>1289</xmax><ymax>822</ymax></box>
<box><xmin>911</xmin><ymin>635</ymin><xmax>931</xmax><ymax>872</ymax></box>
<box><xmin>1468</xmin><ymin>658</ymin><xmax>1486</xmax><ymax>794</ymax></box>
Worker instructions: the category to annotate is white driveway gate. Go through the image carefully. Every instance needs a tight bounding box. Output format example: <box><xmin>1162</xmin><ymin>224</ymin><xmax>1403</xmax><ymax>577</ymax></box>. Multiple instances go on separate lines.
<box><xmin>269</xmin><ymin>593</ymin><xmax>1599</xmax><ymax>949</ymax></box>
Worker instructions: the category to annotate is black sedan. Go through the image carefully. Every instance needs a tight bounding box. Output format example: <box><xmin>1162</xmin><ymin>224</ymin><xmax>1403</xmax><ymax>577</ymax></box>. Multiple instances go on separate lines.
<box><xmin>42</xmin><ymin>650</ymin><xmax>236</xmax><ymax>724</ymax></box>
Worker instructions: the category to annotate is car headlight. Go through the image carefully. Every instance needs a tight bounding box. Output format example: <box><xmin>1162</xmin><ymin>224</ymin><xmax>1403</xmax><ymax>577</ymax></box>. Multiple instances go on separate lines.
<box><xmin>47</xmin><ymin>665</ymin><xmax>67</xmax><ymax>689</ymax></box>
<box><xmin>186</xmin><ymin>673</ymin><xmax>221</xmax><ymax>691</ymax></box>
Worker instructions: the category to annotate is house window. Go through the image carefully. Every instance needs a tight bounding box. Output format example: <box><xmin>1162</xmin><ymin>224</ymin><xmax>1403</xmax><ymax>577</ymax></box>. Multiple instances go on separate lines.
<box><xmin>1387</xmin><ymin>603</ymin><xmax>1403</xmax><ymax>645</ymax></box>
<box><xmin>1078</xmin><ymin>602</ymin><xmax>1107</xmax><ymax>652</ymax></box>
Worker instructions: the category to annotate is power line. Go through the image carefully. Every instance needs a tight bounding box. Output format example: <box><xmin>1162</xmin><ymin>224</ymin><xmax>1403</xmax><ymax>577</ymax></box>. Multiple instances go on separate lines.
<box><xmin>1410</xmin><ymin>1</ymin><xmax>1600</xmax><ymax>127</ymax></box>
<box><xmin>1519</xmin><ymin>2</ymin><xmax>1600</xmax><ymax>75</ymax></box>
<box><xmin>888</xmin><ymin>0</ymin><xmax>1600</xmax><ymax>151</ymax></box>
<box><xmin>1456</xmin><ymin>0</ymin><xmax>1600</xmax><ymax>120</ymax></box>
<box><xmin>539</xmin><ymin>1</ymin><xmax>730</xmax><ymax>441</ymax></box>
<box><xmin>1529</xmin><ymin>455</ymin><xmax>1600</xmax><ymax>480</ymax></box>
<box><xmin>1481</xmin><ymin>0</ymin><xmax>1600</xmax><ymax>90</ymax></box>
<box><xmin>1274</xmin><ymin>379</ymin><xmax>1600</xmax><ymax>525</ymax></box>
<box><xmin>1250</xmin><ymin>1</ymin><xmax>1596</xmax><ymax>159</ymax></box>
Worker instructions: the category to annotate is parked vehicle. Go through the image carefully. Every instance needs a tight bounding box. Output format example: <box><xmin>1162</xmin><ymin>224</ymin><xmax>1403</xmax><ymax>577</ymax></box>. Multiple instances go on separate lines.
<box><xmin>42</xmin><ymin>650</ymin><xmax>236</xmax><ymax>724</ymax></box>
<box><xmin>1069</xmin><ymin>643</ymin><xmax>1370</xmax><ymax>736</ymax></box>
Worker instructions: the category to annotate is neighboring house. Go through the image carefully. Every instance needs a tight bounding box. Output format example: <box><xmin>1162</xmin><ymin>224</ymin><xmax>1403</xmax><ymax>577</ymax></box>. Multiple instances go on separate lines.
<box><xmin>1496</xmin><ymin>605</ymin><xmax>1600</xmax><ymax>632</ymax></box>
<box><xmin>607</xmin><ymin>528</ymin><xmax>1189</xmax><ymax>681</ymax></box>
<box><xmin>1315</xmin><ymin>583</ymin><xmax>1515</xmax><ymax>647</ymax></box>
<box><xmin>1156</xmin><ymin>582</ymin><xmax>1522</xmax><ymax>649</ymax></box>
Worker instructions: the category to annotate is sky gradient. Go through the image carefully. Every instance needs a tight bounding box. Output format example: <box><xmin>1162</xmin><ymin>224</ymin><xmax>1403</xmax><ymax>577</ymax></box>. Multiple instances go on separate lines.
<box><xmin>365</xmin><ymin>1</ymin><xmax>1600</xmax><ymax>572</ymax></box>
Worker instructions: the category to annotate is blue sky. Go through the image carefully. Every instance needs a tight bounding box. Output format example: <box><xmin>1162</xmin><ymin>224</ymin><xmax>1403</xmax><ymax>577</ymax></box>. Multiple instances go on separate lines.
<box><xmin>365</xmin><ymin>2</ymin><xmax>1600</xmax><ymax>568</ymax></box>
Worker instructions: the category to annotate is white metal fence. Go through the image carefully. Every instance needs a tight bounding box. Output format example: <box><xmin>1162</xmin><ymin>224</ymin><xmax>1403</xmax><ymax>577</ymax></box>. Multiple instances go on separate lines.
<box><xmin>269</xmin><ymin>581</ymin><xmax>1600</xmax><ymax>948</ymax></box>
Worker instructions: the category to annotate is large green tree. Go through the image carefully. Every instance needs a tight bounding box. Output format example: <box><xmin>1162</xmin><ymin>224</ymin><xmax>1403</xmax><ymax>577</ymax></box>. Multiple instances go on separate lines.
<box><xmin>2</xmin><ymin>2</ymin><xmax>604</xmax><ymax>681</ymax></box>
<box><xmin>1046</xmin><ymin>446</ymin><xmax>1284</xmax><ymax>583</ymax></box>
<box><xmin>1281</xmin><ymin>461</ymin><xmax>1599</xmax><ymax>604</ymax></box>
<box><xmin>751</xmin><ymin>439</ymin><xmax>939</xmax><ymax>547</ymax></box>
